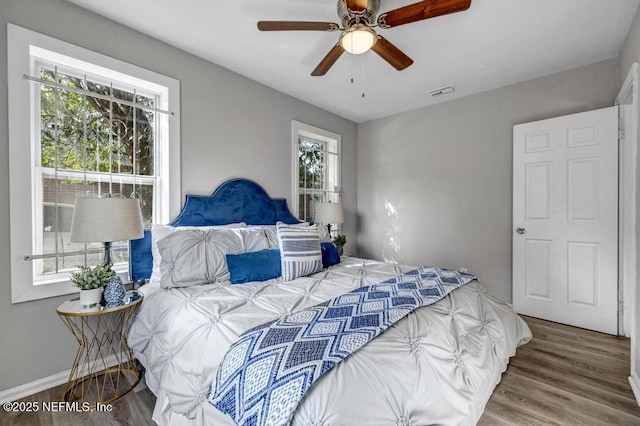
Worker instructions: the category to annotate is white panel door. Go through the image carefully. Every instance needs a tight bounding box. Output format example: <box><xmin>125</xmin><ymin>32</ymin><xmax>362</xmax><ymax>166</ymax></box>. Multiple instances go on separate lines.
<box><xmin>513</xmin><ymin>107</ymin><xmax>618</xmax><ymax>334</ymax></box>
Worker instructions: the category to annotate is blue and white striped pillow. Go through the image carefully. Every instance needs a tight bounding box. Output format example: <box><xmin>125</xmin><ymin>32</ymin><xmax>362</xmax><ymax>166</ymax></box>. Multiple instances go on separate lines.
<box><xmin>277</xmin><ymin>222</ymin><xmax>323</xmax><ymax>281</ymax></box>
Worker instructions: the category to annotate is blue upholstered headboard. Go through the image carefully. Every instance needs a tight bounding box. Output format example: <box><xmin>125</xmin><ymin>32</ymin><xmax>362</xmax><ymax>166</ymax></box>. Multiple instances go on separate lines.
<box><xmin>129</xmin><ymin>178</ymin><xmax>300</xmax><ymax>282</ymax></box>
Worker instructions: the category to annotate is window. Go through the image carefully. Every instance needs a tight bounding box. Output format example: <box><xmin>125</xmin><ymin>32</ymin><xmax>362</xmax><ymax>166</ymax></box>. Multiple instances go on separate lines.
<box><xmin>292</xmin><ymin>121</ymin><xmax>341</xmax><ymax>226</ymax></box>
<box><xmin>8</xmin><ymin>24</ymin><xmax>180</xmax><ymax>303</ymax></box>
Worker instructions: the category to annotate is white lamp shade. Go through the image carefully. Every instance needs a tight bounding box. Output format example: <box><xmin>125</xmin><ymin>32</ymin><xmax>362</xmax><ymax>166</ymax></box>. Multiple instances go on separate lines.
<box><xmin>339</xmin><ymin>26</ymin><xmax>377</xmax><ymax>54</ymax></box>
<box><xmin>314</xmin><ymin>202</ymin><xmax>344</xmax><ymax>224</ymax></box>
<box><xmin>70</xmin><ymin>197</ymin><xmax>144</xmax><ymax>243</ymax></box>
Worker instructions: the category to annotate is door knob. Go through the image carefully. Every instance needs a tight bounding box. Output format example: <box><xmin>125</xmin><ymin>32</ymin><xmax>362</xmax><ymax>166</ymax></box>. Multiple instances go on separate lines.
<box><xmin>516</xmin><ymin>227</ymin><xmax>526</xmax><ymax>235</ymax></box>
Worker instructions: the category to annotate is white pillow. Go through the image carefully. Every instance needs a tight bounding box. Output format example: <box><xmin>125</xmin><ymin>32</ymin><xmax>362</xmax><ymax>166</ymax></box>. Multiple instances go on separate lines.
<box><xmin>148</xmin><ymin>222</ymin><xmax>246</xmax><ymax>287</ymax></box>
<box><xmin>277</xmin><ymin>222</ymin><xmax>323</xmax><ymax>281</ymax></box>
<box><xmin>157</xmin><ymin>227</ymin><xmax>268</xmax><ymax>288</ymax></box>
<box><xmin>316</xmin><ymin>224</ymin><xmax>332</xmax><ymax>243</ymax></box>
<box><xmin>247</xmin><ymin>225</ymin><xmax>280</xmax><ymax>248</ymax></box>
<box><xmin>249</xmin><ymin>223</ymin><xmax>331</xmax><ymax>248</ymax></box>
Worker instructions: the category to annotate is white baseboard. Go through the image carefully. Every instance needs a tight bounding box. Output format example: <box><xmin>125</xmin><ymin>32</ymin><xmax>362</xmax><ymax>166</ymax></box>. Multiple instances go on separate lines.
<box><xmin>0</xmin><ymin>370</ymin><xmax>70</xmax><ymax>404</ymax></box>
<box><xmin>630</xmin><ymin>373</ymin><xmax>640</xmax><ymax>406</ymax></box>
<box><xmin>0</xmin><ymin>353</ymin><xmax>124</xmax><ymax>404</ymax></box>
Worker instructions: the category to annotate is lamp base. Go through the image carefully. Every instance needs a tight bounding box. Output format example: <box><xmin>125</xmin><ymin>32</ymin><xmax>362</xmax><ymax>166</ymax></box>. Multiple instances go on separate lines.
<box><xmin>103</xmin><ymin>241</ymin><xmax>112</xmax><ymax>266</ymax></box>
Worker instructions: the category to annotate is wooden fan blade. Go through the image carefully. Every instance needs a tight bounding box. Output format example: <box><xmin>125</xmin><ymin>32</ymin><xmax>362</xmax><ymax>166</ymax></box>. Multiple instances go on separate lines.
<box><xmin>378</xmin><ymin>0</ymin><xmax>471</xmax><ymax>28</ymax></box>
<box><xmin>370</xmin><ymin>36</ymin><xmax>414</xmax><ymax>70</ymax></box>
<box><xmin>311</xmin><ymin>44</ymin><xmax>345</xmax><ymax>76</ymax></box>
<box><xmin>257</xmin><ymin>21</ymin><xmax>339</xmax><ymax>31</ymax></box>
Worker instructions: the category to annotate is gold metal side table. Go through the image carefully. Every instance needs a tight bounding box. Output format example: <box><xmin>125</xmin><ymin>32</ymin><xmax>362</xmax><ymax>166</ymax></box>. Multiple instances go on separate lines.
<box><xmin>57</xmin><ymin>291</ymin><xmax>143</xmax><ymax>408</ymax></box>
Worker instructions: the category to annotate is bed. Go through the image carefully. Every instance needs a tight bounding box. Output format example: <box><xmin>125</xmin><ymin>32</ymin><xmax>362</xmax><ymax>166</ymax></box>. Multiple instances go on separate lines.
<box><xmin>127</xmin><ymin>179</ymin><xmax>531</xmax><ymax>426</ymax></box>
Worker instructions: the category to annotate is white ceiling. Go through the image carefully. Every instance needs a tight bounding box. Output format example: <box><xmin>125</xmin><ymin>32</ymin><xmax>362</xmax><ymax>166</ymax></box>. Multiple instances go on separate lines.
<box><xmin>67</xmin><ymin>0</ymin><xmax>639</xmax><ymax>123</ymax></box>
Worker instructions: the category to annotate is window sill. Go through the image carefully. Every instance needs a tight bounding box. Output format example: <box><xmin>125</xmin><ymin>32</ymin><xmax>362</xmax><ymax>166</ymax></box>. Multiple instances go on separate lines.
<box><xmin>11</xmin><ymin>270</ymin><xmax>130</xmax><ymax>304</ymax></box>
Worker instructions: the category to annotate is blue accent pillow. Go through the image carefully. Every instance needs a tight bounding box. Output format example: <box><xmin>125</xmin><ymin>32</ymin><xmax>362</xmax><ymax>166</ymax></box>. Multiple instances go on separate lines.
<box><xmin>321</xmin><ymin>242</ymin><xmax>341</xmax><ymax>268</ymax></box>
<box><xmin>226</xmin><ymin>248</ymin><xmax>282</xmax><ymax>284</ymax></box>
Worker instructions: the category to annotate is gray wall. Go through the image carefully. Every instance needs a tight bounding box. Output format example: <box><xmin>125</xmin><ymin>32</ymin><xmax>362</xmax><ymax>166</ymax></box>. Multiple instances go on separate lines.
<box><xmin>357</xmin><ymin>59</ymin><xmax>619</xmax><ymax>302</ymax></box>
<box><xmin>0</xmin><ymin>0</ymin><xmax>357</xmax><ymax>392</ymax></box>
<box><xmin>620</xmin><ymin>6</ymin><xmax>640</xmax><ymax>83</ymax></box>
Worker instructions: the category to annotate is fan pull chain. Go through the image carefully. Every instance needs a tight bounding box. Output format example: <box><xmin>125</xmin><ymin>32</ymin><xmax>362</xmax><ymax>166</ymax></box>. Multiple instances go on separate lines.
<box><xmin>348</xmin><ymin>54</ymin><xmax>365</xmax><ymax>98</ymax></box>
<box><xmin>361</xmin><ymin>53</ymin><xmax>366</xmax><ymax>98</ymax></box>
<box><xmin>350</xmin><ymin>50</ymin><xmax>355</xmax><ymax>84</ymax></box>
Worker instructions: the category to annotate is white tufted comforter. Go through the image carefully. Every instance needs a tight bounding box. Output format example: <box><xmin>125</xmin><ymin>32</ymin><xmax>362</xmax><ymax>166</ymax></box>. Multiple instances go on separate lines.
<box><xmin>128</xmin><ymin>257</ymin><xmax>531</xmax><ymax>426</ymax></box>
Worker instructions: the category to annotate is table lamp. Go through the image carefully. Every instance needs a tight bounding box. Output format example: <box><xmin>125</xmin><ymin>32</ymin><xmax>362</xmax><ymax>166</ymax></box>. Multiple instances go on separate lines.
<box><xmin>314</xmin><ymin>202</ymin><xmax>344</xmax><ymax>235</ymax></box>
<box><xmin>70</xmin><ymin>196</ymin><xmax>144</xmax><ymax>305</ymax></box>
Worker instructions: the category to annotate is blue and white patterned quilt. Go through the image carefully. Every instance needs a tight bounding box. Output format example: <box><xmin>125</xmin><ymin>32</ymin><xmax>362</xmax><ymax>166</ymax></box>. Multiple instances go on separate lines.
<box><xmin>208</xmin><ymin>267</ymin><xmax>477</xmax><ymax>426</ymax></box>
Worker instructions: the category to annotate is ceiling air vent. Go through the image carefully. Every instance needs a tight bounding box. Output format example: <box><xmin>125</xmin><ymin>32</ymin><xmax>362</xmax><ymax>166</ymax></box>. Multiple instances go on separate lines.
<box><xmin>428</xmin><ymin>85</ymin><xmax>455</xmax><ymax>97</ymax></box>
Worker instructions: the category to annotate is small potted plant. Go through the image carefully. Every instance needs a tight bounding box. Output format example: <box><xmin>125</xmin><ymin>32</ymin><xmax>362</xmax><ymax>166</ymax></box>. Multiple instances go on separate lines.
<box><xmin>332</xmin><ymin>234</ymin><xmax>347</xmax><ymax>256</ymax></box>
<box><xmin>70</xmin><ymin>263</ymin><xmax>115</xmax><ymax>308</ymax></box>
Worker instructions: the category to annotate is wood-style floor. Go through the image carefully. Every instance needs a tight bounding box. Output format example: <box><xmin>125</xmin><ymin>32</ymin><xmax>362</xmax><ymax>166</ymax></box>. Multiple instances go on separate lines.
<box><xmin>479</xmin><ymin>316</ymin><xmax>640</xmax><ymax>425</ymax></box>
<box><xmin>1</xmin><ymin>316</ymin><xmax>639</xmax><ymax>425</ymax></box>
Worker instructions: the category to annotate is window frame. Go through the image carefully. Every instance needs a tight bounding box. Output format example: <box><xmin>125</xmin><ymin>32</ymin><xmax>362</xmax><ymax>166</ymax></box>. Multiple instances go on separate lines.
<box><xmin>291</xmin><ymin>120</ymin><xmax>342</xmax><ymax>221</ymax></box>
<box><xmin>8</xmin><ymin>24</ymin><xmax>181</xmax><ymax>303</ymax></box>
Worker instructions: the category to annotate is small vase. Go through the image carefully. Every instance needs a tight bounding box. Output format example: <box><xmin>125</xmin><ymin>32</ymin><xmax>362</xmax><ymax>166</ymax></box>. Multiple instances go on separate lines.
<box><xmin>79</xmin><ymin>287</ymin><xmax>103</xmax><ymax>308</ymax></box>
<box><xmin>104</xmin><ymin>276</ymin><xmax>126</xmax><ymax>307</ymax></box>
<box><xmin>336</xmin><ymin>245</ymin><xmax>344</xmax><ymax>256</ymax></box>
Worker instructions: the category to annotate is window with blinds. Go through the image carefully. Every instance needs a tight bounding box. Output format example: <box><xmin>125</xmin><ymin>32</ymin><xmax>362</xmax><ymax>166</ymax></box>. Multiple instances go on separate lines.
<box><xmin>292</xmin><ymin>121</ymin><xmax>341</xmax><ymax>224</ymax></box>
<box><xmin>8</xmin><ymin>24</ymin><xmax>180</xmax><ymax>302</ymax></box>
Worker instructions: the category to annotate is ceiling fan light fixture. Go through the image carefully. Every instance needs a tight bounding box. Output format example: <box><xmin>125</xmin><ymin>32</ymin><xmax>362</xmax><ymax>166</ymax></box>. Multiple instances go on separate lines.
<box><xmin>340</xmin><ymin>25</ymin><xmax>377</xmax><ymax>54</ymax></box>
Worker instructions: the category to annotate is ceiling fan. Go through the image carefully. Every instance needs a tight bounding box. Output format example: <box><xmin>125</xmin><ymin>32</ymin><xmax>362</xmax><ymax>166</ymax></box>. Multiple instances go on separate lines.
<box><xmin>257</xmin><ymin>0</ymin><xmax>472</xmax><ymax>76</ymax></box>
